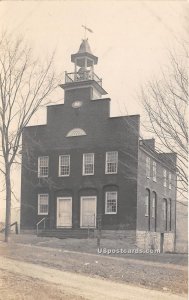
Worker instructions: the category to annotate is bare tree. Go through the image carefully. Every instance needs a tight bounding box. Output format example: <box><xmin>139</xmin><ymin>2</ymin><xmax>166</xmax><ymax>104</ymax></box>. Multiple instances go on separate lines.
<box><xmin>0</xmin><ymin>32</ymin><xmax>60</xmax><ymax>242</ymax></box>
<box><xmin>140</xmin><ymin>45</ymin><xmax>188</xmax><ymax>200</ymax></box>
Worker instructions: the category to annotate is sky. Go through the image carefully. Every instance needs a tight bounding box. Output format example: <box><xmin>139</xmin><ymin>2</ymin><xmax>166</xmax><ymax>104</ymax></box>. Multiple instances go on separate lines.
<box><xmin>0</xmin><ymin>1</ymin><xmax>188</xmax><ymax>222</ymax></box>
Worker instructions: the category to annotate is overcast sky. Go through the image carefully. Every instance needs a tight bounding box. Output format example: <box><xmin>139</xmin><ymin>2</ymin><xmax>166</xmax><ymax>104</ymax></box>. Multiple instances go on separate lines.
<box><xmin>0</xmin><ymin>1</ymin><xmax>188</xmax><ymax>221</ymax></box>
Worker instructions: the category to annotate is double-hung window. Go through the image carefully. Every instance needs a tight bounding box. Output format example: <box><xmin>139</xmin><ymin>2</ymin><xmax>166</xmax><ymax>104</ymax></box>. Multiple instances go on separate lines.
<box><xmin>59</xmin><ymin>155</ymin><xmax>70</xmax><ymax>176</ymax></box>
<box><xmin>83</xmin><ymin>153</ymin><xmax>94</xmax><ymax>175</ymax></box>
<box><xmin>162</xmin><ymin>198</ymin><xmax>167</xmax><ymax>231</ymax></box>
<box><xmin>152</xmin><ymin>192</ymin><xmax>156</xmax><ymax>218</ymax></box>
<box><xmin>152</xmin><ymin>161</ymin><xmax>157</xmax><ymax>182</ymax></box>
<box><xmin>38</xmin><ymin>156</ymin><xmax>49</xmax><ymax>177</ymax></box>
<box><xmin>169</xmin><ymin>199</ymin><xmax>172</xmax><ymax>231</ymax></box>
<box><xmin>163</xmin><ymin>169</ymin><xmax>167</xmax><ymax>187</ymax></box>
<box><xmin>38</xmin><ymin>194</ymin><xmax>49</xmax><ymax>215</ymax></box>
<box><xmin>105</xmin><ymin>191</ymin><xmax>117</xmax><ymax>214</ymax></box>
<box><xmin>105</xmin><ymin>151</ymin><xmax>118</xmax><ymax>174</ymax></box>
<box><xmin>146</xmin><ymin>157</ymin><xmax>150</xmax><ymax>178</ymax></box>
<box><xmin>168</xmin><ymin>172</ymin><xmax>172</xmax><ymax>190</ymax></box>
<box><xmin>145</xmin><ymin>189</ymin><xmax>150</xmax><ymax>217</ymax></box>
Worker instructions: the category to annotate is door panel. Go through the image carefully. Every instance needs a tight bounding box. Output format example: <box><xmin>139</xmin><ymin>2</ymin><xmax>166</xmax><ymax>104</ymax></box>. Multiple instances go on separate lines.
<box><xmin>57</xmin><ymin>197</ymin><xmax>72</xmax><ymax>227</ymax></box>
<box><xmin>80</xmin><ymin>197</ymin><xmax>96</xmax><ymax>228</ymax></box>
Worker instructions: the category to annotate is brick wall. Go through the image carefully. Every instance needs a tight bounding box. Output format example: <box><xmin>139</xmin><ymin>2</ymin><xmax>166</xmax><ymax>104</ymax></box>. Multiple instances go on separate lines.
<box><xmin>137</xmin><ymin>147</ymin><xmax>177</xmax><ymax>233</ymax></box>
<box><xmin>21</xmin><ymin>86</ymin><xmax>140</xmax><ymax>231</ymax></box>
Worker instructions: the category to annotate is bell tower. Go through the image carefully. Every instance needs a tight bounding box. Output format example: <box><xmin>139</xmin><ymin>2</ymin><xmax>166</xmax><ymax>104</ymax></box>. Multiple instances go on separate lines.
<box><xmin>61</xmin><ymin>39</ymin><xmax>107</xmax><ymax>104</ymax></box>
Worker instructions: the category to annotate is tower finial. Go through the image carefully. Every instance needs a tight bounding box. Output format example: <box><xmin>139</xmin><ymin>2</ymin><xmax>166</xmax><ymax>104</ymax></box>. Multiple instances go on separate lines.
<box><xmin>82</xmin><ymin>25</ymin><xmax>93</xmax><ymax>39</ymax></box>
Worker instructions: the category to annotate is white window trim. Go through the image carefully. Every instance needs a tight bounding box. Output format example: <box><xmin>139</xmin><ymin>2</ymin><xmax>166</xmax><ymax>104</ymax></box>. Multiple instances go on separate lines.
<box><xmin>82</xmin><ymin>153</ymin><xmax>94</xmax><ymax>176</ymax></box>
<box><xmin>58</xmin><ymin>155</ymin><xmax>70</xmax><ymax>177</ymax></box>
<box><xmin>66</xmin><ymin>128</ymin><xmax>86</xmax><ymax>137</ymax></box>
<box><xmin>146</xmin><ymin>157</ymin><xmax>150</xmax><ymax>179</ymax></box>
<box><xmin>169</xmin><ymin>199</ymin><xmax>172</xmax><ymax>231</ymax></box>
<box><xmin>145</xmin><ymin>191</ymin><xmax>150</xmax><ymax>217</ymax></box>
<box><xmin>145</xmin><ymin>199</ymin><xmax>149</xmax><ymax>217</ymax></box>
<box><xmin>80</xmin><ymin>196</ymin><xmax>97</xmax><ymax>228</ymax></box>
<box><xmin>152</xmin><ymin>161</ymin><xmax>157</xmax><ymax>182</ymax></box>
<box><xmin>152</xmin><ymin>195</ymin><xmax>156</xmax><ymax>218</ymax></box>
<box><xmin>38</xmin><ymin>156</ymin><xmax>49</xmax><ymax>178</ymax></box>
<box><xmin>163</xmin><ymin>169</ymin><xmax>167</xmax><ymax>187</ymax></box>
<box><xmin>105</xmin><ymin>191</ymin><xmax>117</xmax><ymax>214</ymax></box>
<box><xmin>105</xmin><ymin>151</ymin><xmax>118</xmax><ymax>174</ymax></box>
<box><xmin>162</xmin><ymin>199</ymin><xmax>167</xmax><ymax>221</ymax></box>
<box><xmin>56</xmin><ymin>197</ymin><xmax>72</xmax><ymax>228</ymax></box>
<box><xmin>168</xmin><ymin>172</ymin><xmax>172</xmax><ymax>190</ymax></box>
<box><xmin>38</xmin><ymin>194</ymin><xmax>49</xmax><ymax>215</ymax></box>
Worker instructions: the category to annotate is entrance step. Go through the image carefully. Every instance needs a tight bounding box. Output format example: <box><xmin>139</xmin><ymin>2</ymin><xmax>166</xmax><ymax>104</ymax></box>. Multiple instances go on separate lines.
<box><xmin>38</xmin><ymin>228</ymin><xmax>95</xmax><ymax>239</ymax></box>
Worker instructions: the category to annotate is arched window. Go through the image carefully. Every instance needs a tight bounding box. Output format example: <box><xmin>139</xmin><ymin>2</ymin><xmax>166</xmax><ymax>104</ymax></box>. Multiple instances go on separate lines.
<box><xmin>145</xmin><ymin>189</ymin><xmax>150</xmax><ymax>231</ymax></box>
<box><xmin>66</xmin><ymin>128</ymin><xmax>86</xmax><ymax>137</ymax></box>
<box><xmin>169</xmin><ymin>198</ymin><xmax>172</xmax><ymax>231</ymax></box>
<box><xmin>152</xmin><ymin>191</ymin><xmax>157</xmax><ymax>231</ymax></box>
<box><xmin>145</xmin><ymin>189</ymin><xmax>150</xmax><ymax>217</ymax></box>
<box><xmin>162</xmin><ymin>198</ymin><xmax>167</xmax><ymax>231</ymax></box>
<box><xmin>152</xmin><ymin>192</ymin><xmax>157</xmax><ymax>218</ymax></box>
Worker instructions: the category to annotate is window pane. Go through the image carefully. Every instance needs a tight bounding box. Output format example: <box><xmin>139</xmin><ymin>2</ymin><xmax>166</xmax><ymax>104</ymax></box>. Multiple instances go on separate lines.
<box><xmin>106</xmin><ymin>152</ymin><xmax>118</xmax><ymax>174</ymax></box>
<box><xmin>152</xmin><ymin>192</ymin><xmax>156</xmax><ymax>218</ymax></box>
<box><xmin>145</xmin><ymin>189</ymin><xmax>150</xmax><ymax>216</ymax></box>
<box><xmin>163</xmin><ymin>169</ymin><xmax>167</xmax><ymax>187</ymax></box>
<box><xmin>106</xmin><ymin>192</ymin><xmax>117</xmax><ymax>214</ymax></box>
<box><xmin>146</xmin><ymin>157</ymin><xmax>150</xmax><ymax>178</ymax></box>
<box><xmin>38</xmin><ymin>157</ymin><xmax>49</xmax><ymax>177</ymax></box>
<box><xmin>169</xmin><ymin>199</ymin><xmax>172</xmax><ymax>231</ymax></box>
<box><xmin>153</xmin><ymin>162</ymin><xmax>156</xmax><ymax>181</ymax></box>
<box><xmin>162</xmin><ymin>199</ymin><xmax>167</xmax><ymax>231</ymax></box>
<box><xmin>66</xmin><ymin>128</ymin><xmax>86</xmax><ymax>137</ymax></box>
<box><xmin>59</xmin><ymin>155</ymin><xmax>70</xmax><ymax>176</ymax></box>
<box><xmin>169</xmin><ymin>173</ymin><xmax>172</xmax><ymax>190</ymax></box>
<box><xmin>38</xmin><ymin>194</ymin><xmax>48</xmax><ymax>215</ymax></box>
<box><xmin>83</xmin><ymin>153</ymin><xmax>94</xmax><ymax>175</ymax></box>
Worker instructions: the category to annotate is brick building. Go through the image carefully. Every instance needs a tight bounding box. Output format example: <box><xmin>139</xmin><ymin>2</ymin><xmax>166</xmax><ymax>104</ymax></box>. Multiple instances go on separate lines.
<box><xmin>20</xmin><ymin>39</ymin><xmax>177</xmax><ymax>252</ymax></box>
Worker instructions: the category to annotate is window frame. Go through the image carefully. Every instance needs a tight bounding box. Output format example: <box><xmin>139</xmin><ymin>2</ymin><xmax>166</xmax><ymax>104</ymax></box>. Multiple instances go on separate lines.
<box><xmin>162</xmin><ymin>198</ymin><xmax>167</xmax><ymax>231</ymax></box>
<box><xmin>163</xmin><ymin>169</ymin><xmax>167</xmax><ymax>187</ymax></box>
<box><xmin>59</xmin><ymin>155</ymin><xmax>70</xmax><ymax>177</ymax></box>
<box><xmin>66</xmin><ymin>128</ymin><xmax>86</xmax><ymax>137</ymax></box>
<box><xmin>146</xmin><ymin>157</ymin><xmax>151</xmax><ymax>179</ymax></box>
<box><xmin>152</xmin><ymin>161</ymin><xmax>157</xmax><ymax>182</ymax></box>
<box><xmin>105</xmin><ymin>151</ymin><xmax>118</xmax><ymax>174</ymax></box>
<box><xmin>152</xmin><ymin>192</ymin><xmax>156</xmax><ymax>218</ymax></box>
<box><xmin>38</xmin><ymin>156</ymin><xmax>49</xmax><ymax>178</ymax></box>
<box><xmin>168</xmin><ymin>172</ymin><xmax>172</xmax><ymax>190</ymax></box>
<box><xmin>169</xmin><ymin>199</ymin><xmax>172</xmax><ymax>231</ymax></box>
<box><xmin>38</xmin><ymin>194</ymin><xmax>49</xmax><ymax>215</ymax></box>
<box><xmin>82</xmin><ymin>153</ymin><xmax>94</xmax><ymax>176</ymax></box>
<box><xmin>145</xmin><ymin>189</ymin><xmax>150</xmax><ymax>217</ymax></box>
<box><xmin>105</xmin><ymin>191</ymin><xmax>117</xmax><ymax>214</ymax></box>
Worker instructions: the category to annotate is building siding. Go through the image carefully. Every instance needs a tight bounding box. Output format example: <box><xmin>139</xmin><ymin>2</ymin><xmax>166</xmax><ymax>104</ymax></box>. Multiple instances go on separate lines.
<box><xmin>20</xmin><ymin>40</ymin><xmax>177</xmax><ymax>252</ymax></box>
<box><xmin>21</xmin><ymin>87</ymin><xmax>140</xmax><ymax>231</ymax></box>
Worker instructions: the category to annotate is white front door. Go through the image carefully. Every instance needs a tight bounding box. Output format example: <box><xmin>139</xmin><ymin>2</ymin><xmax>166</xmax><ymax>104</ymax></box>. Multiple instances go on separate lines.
<box><xmin>80</xmin><ymin>196</ymin><xmax>96</xmax><ymax>228</ymax></box>
<box><xmin>57</xmin><ymin>197</ymin><xmax>72</xmax><ymax>227</ymax></box>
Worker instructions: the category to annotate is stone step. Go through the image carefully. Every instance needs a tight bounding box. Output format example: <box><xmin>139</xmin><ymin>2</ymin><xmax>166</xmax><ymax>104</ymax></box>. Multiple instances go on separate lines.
<box><xmin>38</xmin><ymin>229</ymin><xmax>94</xmax><ymax>239</ymax></box>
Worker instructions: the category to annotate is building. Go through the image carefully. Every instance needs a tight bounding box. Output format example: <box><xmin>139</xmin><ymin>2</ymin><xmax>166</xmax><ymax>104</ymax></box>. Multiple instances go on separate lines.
<box><xmin>20</xmin><ymin>39</ymin><xmax>177</xmax><ymax>252</ymax></box>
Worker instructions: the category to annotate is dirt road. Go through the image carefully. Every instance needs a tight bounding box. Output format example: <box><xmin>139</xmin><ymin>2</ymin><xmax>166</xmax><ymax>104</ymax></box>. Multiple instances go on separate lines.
<box><xmin>0</xmin><ymin>257</ymin><xmax>187</xmax><ymax>300</ymax></box>
<box><xmin>0</xmin><ymin>239</ymin><xmax>187</xmax><ymax>295</ymax></box>
<box><xmin>0</xmin><ymin>269</ymin><xmax>86</xmax><ymax>300</ymax></box>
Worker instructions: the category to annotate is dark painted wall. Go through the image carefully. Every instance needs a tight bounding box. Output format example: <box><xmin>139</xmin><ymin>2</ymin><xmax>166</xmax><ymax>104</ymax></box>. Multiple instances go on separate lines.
<box><xmin>20</xmin><ymin>85</ymin><xmax>140</xmax><ymax>230</ymax></box>
<box><xmin>137</xmin><ymin>147</ymin><xmax>177</xmax><ymax>233</ymax></box>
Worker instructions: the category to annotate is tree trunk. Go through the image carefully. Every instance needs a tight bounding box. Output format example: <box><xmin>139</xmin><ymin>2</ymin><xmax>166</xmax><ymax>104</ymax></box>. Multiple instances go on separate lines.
<box><xmin>5</xmin><ymin>167</ymin><xmax>11</xmax><ymax>242</ymax></box>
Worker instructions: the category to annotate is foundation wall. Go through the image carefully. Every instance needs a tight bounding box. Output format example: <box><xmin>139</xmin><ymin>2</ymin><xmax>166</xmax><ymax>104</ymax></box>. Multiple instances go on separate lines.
<box><xmin>136</xmin><ymin>231</ymin><xmax>175</xmax><ymax>252</ymax></box>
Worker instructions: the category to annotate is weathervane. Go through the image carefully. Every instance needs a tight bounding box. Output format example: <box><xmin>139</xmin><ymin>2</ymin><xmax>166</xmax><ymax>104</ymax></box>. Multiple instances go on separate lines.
<box><xmin>82</xmin><ymin>25</ymin><xmax>93</xmax><ymax>39</ymax></box>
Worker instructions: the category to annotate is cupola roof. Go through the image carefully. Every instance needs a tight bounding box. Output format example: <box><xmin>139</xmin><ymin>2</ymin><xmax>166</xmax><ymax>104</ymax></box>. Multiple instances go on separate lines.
<box><xmin>71</xmin><ymin>39</ymin><xmax>98</xmax><ymax>65</ymax></box>
<box><xmin>78</xmin><ymin>39</ymin><xmax>92</xmax><ymax>54</ymax></box>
